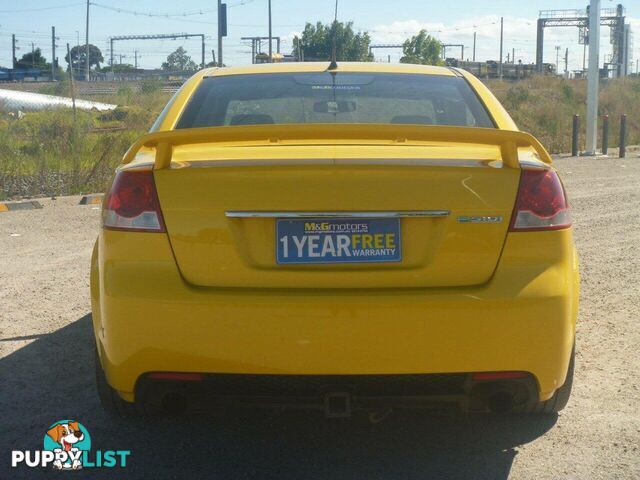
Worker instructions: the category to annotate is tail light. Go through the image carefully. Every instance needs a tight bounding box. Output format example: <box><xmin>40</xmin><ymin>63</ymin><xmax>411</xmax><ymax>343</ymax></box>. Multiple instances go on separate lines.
<box><xmin>509</xmin><ymin>169</ymin><xmax>571</xmax><ymax>231</ymax></box>
<box><xmin>102</xmin><ymin>168</ymin><xmax>166</xmax><ymax>232</ymax></box>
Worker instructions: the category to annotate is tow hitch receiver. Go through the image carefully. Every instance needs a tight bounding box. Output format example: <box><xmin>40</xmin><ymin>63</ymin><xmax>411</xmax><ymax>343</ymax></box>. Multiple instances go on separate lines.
<box><xmin>324</xmin><ymin>392</ymin><xmax>352</xmax><ymax>418</ymax></box>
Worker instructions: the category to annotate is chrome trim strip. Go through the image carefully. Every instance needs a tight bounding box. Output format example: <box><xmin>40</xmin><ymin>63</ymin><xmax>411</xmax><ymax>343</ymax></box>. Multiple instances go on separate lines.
<box><xmin>172</xmin><ymin>158</ymin><xmax>500</xmax><ymax>168</ymax></box>
<box><xmin>225</xmin><ymin>210</ymin><xmax>450</xmax><ymax>218</ymax></box>
<box><xmin>519</xmin><ymin>159</ymin><xmax>550</xmax><ymax>170</ymax></box>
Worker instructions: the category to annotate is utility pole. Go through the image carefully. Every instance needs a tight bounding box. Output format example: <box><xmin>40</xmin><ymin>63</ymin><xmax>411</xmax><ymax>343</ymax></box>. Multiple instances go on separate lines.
<box><xmin>217</xmin><ymin>0</ymin><xmax>223</xmax><ymax>66</ymax></box>
<box><xmin>268</xmin><ymin>0</ymin><xmax>273</xmax><ymax>62</ymax></box>
<box><xmin>472</xmin><ymin>31</ymin><xmax>476</xmax><ymax>62</ymax></box>
<box><xmin>499</xmin><ymin>17</ymin><xmax>504</xmax><ymax>79</ymax></box>
<box><xmin>555</xmin><ymin>45</ymin><xmax>561</xmax><ymax>72</ymax></box>
<box><xmin>134</xmin><ymin>50</ymin><xmax>138</xmax><ymax>68</ymax></box>
<box><xmin>31</xmin><ymin>43</ymin><xmax>35</xmax><ymax>68</ymax></box>
<box><xmin>585</xmin><ymin>0</ymin><xmax>601</xmax><ymax>155</ymax></box>
<box><xmin>66</xmin><ymin>43</ymin><xmax>77</xmax><ymax>125</ymax></box>
<box><xmin>512</xmin><ymin>47</ymin><xmax>515</xmax><ymax>64</ymax></box>
<box><xmin>12</xmin><ymin>34</ymin><xmax>17</xmax><ymax>69</ymax></box>
<box><xmin>201</xmin><ymin>35</ymin><xmax>205</xmax><ymax>68</ymax></box>
<box><xmin>85</xmin><ymin>0</ymin><xmax>90</xmax><ymax>81</ymax></box>
<box><xmin>564</xmin><ymin>47</ymin><xmax>569</xmax><ymax>76</ymax></box>
<box><xmin>51</xmin><ymin>26</ymin><xmax>56</xmax><ymax>80</ymax></box>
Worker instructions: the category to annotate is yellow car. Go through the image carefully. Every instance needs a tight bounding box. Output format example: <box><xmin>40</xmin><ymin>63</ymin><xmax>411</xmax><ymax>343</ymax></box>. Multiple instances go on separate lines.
<box><xmin>92</xmin><ymin>62</ymin><xmax>579</xmax><ymax>417</ymax></box>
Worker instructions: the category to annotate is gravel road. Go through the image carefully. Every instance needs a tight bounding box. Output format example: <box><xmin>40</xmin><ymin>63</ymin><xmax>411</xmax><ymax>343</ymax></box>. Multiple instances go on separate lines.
<box><xmin>1</xmin><ymin>155</ymin><xmax>639</xmax><ymax>479</ymax></box>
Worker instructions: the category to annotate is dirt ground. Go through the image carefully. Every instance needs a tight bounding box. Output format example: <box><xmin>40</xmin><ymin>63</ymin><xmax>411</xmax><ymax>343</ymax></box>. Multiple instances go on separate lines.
<box><xmin>1</xmin><ymin>155</ymin><xmax>639</xmax><ymax>479</ymax></box>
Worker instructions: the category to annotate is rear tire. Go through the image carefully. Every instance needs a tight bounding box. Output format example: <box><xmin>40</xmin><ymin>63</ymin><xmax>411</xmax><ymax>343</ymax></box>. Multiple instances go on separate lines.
<box><xmin>519</xmin><ymin>346</ymin><xmax>575</xmax><ymax>414</ymax></box>
<box><xmin>95</xmin><ymin>347</ymin><xmax>142</xmax><ymax>417</ymax></box>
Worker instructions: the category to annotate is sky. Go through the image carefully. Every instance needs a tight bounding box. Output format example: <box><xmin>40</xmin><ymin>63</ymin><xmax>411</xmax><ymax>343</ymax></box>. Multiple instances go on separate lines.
<box><xmin>1</xmin><ymin>0</ymin><xmax>639</xmax><ymax>73</ymax></box>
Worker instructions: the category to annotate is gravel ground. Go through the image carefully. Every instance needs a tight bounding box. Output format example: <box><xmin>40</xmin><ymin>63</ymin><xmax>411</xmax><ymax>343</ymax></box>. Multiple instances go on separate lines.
<box><xmin>1</xmin><ymin>155</ymin><xmax>639</xmax><ymax>479</ymax></box>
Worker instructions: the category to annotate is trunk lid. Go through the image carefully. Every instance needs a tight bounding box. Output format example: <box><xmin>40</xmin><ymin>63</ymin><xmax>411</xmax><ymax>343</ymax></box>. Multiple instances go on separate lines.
<box><xmin>153</xmin><ymin>142</ymin><xmax>521</xmax><ymax>289</ymax></box>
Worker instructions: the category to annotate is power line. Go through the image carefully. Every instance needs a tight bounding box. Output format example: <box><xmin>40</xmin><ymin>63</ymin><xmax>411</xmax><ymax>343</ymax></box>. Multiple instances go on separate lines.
<box><xmin>90</xmin><ymin>3</ymin><xmax>217</xmax><ymax>18</ymax></box>
<box><xmin>0</xmin><ymin>3</ymin><xmax>83</xmax><ymax>13</ymax></box>
<box><xmin>89</xmin><ymin>0</ymin><xmax>257</xmax><ymax>21</ymax></box>
<box><xmin>227</xmin><ymin>0</ymin><xmax>258</xmax><ymax>7</ymax></box>
<box><xmin>363</xmin><ymin>20</ymin><xmax>501</xmax><ymax>35</ymax></box>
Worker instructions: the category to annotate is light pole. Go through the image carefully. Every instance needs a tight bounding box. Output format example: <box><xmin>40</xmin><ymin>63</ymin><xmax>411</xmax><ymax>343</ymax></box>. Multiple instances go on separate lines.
<box><xmin>268</xmin><ymin>0</ymin><xmax>272</xmax><ymax>62</ymax></box>
<box><xmin>217</xmin><ymin>0</ymin><xmax>223</xmax><ymax>66</ymax></box>
<box><xmin>472</xmin><ymin>30</ymin><xmax>476</xmax><ymax>62</ymax></box>
<box><xmin>85</xmin><ymin>0</ymin><xmax>90</xmax><ymax>81</ymax></box>
<box><xmin>498</xmin><ymin>17</ymin><xmax>503</xmax><ymax>79</ymax></box>
<box><xmin>585</xmin><ymin>0</ymin><xmax>600</xmax><ymax>155</ymax></box>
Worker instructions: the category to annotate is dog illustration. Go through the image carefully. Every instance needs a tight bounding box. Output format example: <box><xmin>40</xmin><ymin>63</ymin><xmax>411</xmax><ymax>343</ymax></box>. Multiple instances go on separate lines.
<box><xmin>46</xmin><ymin>422</ymin><xmax>84</xmax><ymax>470</ymax></box>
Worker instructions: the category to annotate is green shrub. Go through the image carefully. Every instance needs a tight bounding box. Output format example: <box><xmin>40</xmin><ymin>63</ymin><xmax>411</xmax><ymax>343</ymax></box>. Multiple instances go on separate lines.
<box><xmin>140</xmin><ymin>77</ymin><xmax>162</xmax><ymax>94</ymax></box>
<box><xmin>2</xmin><ymin>76</ymin><xmax>640</xmax><ymax>199</ymax></box>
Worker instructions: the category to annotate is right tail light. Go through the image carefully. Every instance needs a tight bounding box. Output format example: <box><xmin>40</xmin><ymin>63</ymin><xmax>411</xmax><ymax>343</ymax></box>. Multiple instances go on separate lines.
<box><xmin>509</xmin><ymin>169</ymin><xmax>571</xmax><ymax>232</ymax></box>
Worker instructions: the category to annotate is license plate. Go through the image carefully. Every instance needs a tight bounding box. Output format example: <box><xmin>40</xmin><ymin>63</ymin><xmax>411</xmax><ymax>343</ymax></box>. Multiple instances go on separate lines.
<box><xmin>276</xmin><ymin>218</ymin><xmax>401</xmax><ymax>264</ymax></box>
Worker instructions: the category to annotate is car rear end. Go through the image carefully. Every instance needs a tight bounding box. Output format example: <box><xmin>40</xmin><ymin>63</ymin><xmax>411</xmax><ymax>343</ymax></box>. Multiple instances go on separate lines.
<box><xmin>91</xmin><ymin>64</ymin><xmax>579</xmax><ymax>416</ymax></box>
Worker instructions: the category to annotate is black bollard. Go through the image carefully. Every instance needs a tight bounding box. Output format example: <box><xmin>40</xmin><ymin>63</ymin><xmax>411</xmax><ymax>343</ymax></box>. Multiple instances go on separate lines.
<box><xmin>619</xmin><ymin>114</ymin><xmax>627</xmax><ymax>158</ymax></box>
<box><xmin>602</xmin><ymin>115</ymin><xmax>609</xmax><ymax>155</ymax></box>
<box><xmin>571</xmin><ymin>114</ymin><xmax>579</xmax><ymax>157</ymax></box>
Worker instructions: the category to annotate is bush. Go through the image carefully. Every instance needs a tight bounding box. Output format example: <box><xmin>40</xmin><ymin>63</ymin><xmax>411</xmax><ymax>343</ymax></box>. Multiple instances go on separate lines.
<box><xmin>2</xmin><ymin>75</ymin><xmax>640</xmax><ymax>200</ymax></box>
<box><xmin>490</xmin><ymin>76</ymin><xmax>640</xmax><ymax>154</ymax></box>
<box><xmin>140</xmin><ymin>77</ymin><xmax>162</xmax><ymax>94</ymax></box>
<box><xmin>0</xmin><ymin>86</ymin><xmax>171</xmax><ymax>199</ymax></box>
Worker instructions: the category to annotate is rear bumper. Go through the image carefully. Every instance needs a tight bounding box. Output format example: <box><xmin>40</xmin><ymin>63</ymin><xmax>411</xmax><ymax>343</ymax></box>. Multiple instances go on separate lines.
<box><xmin>91</xmin><ymin>229</ymin><xmax>579</xmax><ymax>403</ymax></box>
<box><xmin>136</xmin><ymin>372</ymin><xmax>539</xmax><ymax>414</ymax></box>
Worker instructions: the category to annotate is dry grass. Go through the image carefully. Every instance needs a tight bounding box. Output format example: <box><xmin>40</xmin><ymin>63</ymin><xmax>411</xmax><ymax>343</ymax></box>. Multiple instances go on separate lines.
<box><xmin>489</xmin><ymin>76</ymin><xmax>640</xmax><ymax>154</ymax></box>
<box><xmin>1</xmin><ymin>75</ymin><xmax>639</xmax><ymax>200</ymax></box>
<box><xmin>0</xmin><ymin>84</ymin><xmax>171</xmax><ymax>200</ymax></box>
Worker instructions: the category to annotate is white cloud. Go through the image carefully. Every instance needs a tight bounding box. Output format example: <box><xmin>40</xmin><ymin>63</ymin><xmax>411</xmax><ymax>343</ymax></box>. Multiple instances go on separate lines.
<box><xmin>367</xmin><ymin>14</ymin><xmax>638</xmax><ymax>73</ymax></box>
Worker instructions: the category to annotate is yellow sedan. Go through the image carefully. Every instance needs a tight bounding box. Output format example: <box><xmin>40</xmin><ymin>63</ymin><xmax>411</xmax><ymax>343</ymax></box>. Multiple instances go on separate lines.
<box><xmin>92</xmin><ymin>62</ymin><xmax>578</xmax><ymax>417</ymax></box>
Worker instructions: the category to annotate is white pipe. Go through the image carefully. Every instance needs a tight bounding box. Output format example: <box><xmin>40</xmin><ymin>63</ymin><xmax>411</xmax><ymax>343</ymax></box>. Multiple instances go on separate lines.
<box><xmin>0</xmin><ymin>89</ymin><xmax>116</xmax><ymax>112</ymax></box>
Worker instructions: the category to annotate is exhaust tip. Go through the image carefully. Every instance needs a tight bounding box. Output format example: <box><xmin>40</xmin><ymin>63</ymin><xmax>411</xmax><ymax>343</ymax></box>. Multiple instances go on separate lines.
<box><xmin>487</xmin><ymin>391</ymin><xmax>514</xmax><ymax>414</ymax></box>
<box><xmin>161</xmin><ymin>392</ymin><xmax>188</xmax><ymax>415</ymax></box>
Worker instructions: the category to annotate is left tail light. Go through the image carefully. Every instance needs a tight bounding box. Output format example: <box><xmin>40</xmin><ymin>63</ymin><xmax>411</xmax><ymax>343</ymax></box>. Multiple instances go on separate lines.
<box><xmin>509</xmin><ymin>168</ymin><xmax>571</xmax><ymax>232</ymax></box>
<box><xmin>102</xmin><ymin>168</ymin><xmax>166</xmax><ymax>232</ymax></box>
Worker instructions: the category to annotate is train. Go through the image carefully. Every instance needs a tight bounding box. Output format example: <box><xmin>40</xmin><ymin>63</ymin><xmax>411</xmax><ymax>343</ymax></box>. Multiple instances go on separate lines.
<box><xmin>444</xmin><ymin>59</ymin><xmax>556</xmax><ymax>79</ymax></box>
<box><xmin>254</xmin><ymin>53</ymin><xmax>298</xmax><ymax>63</ymax></box>
<box><xmin>0</xmin><ymin>68</ymin><xmax>49</xmax><ymax>82</ymax></box>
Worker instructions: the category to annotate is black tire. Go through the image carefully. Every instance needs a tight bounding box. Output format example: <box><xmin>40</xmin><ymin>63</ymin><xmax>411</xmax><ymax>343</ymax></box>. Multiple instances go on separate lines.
<box><xmin>519</xmin><ymin>346</ymin><xmax>575</xmax><ymax>414</ymax></box>
<box><xmin>95</xmin><ymin>347</ymin><xmax>142</xmax><ymax>417</ymax></box>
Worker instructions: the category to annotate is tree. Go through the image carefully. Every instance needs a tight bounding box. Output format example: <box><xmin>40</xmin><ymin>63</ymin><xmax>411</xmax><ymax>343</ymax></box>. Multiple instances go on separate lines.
<box><xmin>15</xmin><ymin>48</ymin><xmax>49</xmax><ymax>70</ymax></box>
<box><xmin>293</xmin><ymin>21</ymin><xmax>373</xmax><ymax>62</ymax></box>
<box><xmin>64</xmin><ymin>44</ymin><xmax>104</xmax><ymax>71</ymax></box>
<box><xmin>161</xmin><ymin>47</ymin><xmax>198</xmax><ymax>71</ymax></box>
<box><xmin>400</xmin><ymin>30</ymin><xmax>443</xmax><ymax>65</ymax></box>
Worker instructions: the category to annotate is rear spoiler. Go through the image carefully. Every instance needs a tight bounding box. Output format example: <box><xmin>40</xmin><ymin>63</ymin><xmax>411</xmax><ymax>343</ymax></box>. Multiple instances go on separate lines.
<box><xmin>122</xmin><ymin>124</ymin><xmax>553</xmax><ymax>170</ymax></box>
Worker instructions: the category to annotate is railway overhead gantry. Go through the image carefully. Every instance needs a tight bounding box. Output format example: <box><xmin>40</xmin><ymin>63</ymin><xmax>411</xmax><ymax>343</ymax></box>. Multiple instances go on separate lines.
<box><xmin>536</xmin><ymin>4</ymin><xmax>630</xmax><ymax>77</ymax></box>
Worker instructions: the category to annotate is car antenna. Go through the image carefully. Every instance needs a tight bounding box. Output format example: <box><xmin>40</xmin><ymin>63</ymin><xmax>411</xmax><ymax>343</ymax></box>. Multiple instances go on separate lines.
<box><xmin>327</xmin><ymin>0</ymin><xmax>339</xmax><ymax>71</ymax></box>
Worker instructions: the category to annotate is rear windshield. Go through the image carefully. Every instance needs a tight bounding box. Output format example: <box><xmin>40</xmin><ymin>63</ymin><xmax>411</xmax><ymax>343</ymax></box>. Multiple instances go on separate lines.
<box><xmin>175</xmin><ymin>72</ymin><xmax>495</xmax><ymax>129</ymax></box>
